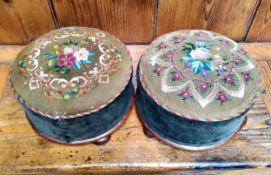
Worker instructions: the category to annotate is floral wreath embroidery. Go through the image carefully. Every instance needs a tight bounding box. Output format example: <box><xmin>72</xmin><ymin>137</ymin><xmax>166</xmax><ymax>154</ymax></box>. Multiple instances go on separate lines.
<box><xmin>17</xmin><ymin>28</ymin><xmax>122</xmax><ymax>100</ymax></box>
<box><xmin>150</xmin><ymin>30</ymin><xmax>255</xmax><ymax>108</ymax></box>
<box><xmin>44</xmin><ymin>39</ymin><xmax>96</xmax><ymax>75</ymax></box>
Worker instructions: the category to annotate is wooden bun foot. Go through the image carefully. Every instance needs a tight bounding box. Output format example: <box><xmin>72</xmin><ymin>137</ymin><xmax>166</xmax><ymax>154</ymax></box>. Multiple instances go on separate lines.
<box><xmin>143</xmin><ymin>127</ymin><xmax>154</xmax><ymax>138</ymax></box>
<box><xmin>94</xmin><ymin>135</ymin><xmax>111</xmax><ymax>145</ymax></box>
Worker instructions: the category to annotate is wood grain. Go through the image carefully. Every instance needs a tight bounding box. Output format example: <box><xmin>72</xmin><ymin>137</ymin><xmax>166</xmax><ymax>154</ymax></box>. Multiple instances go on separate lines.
<box><xmin>156</xmin><ymin>0</ymin><xmax>259</xmax><ymax>41</ymax></box>
<box><xmin>52</xmin><ymin>0</ymin><xmax>155</xmax><ymax>43</ymax></box>
<box><xmin>246</xmin><ymin>0</ymin><xmax>271</xmax><ymax>41</ymax></box>
<box><xmin>258</xmin><ymin>61</ymin><xmax>271</xmax><ymax>115</ymax></box>
<box><xmin>0</xmin><ymin>45</ymin><xmax>24</xmax><ymax>64</ymax></box>
<box><xmin>0</xmin><ymin>86</ymin><xmax>270</xmax><ymax>174</ymax></box>
<box><xmin>0</xmin><ymin>64</ymin><xmax>10</xmax><ymax>99</ymax></box>
<box><xmin>0</xmin><ymin>44</ymin><xmax>271</xmax><ymax>174</ymax></box>
<box><xmin>0</xmin><ymin>0</ymin><xmax>55</xmax><ymax>44</ymax></box>
<box><xmin>240</xmin><ymin>43</ymin><xmax>271</xmax><ymax>60</ymax></box>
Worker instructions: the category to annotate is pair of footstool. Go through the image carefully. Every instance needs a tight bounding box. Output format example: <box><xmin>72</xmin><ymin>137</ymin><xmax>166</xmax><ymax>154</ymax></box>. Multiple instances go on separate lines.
<box><xmin>9</xmin><ymin>27</ymin><xmax>260</xmax><ymax>151</ymax></box>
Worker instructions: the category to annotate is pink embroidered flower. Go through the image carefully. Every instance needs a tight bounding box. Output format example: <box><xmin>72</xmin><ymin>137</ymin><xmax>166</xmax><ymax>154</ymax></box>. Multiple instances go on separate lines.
<box><xmin>224</xmin><ymin>75</ymin><xmax>234</xmax><ymax>84</ymax></box>
<box><xmin>172</xmin><ymin>72</ymin><xmax>182</xmax><ymax>81</ymax></box>
<box><xmin>200</xmin><ymin>82</ymin><xmax>209</xmax><ymax>92</ymax></box>
<box><xmin>220</xmin><ymin>40</ymin><xmax>229</xmax><ymax>46</ymax></box>
<box><xmin>158</xmin><ymin>43</ymin><xmax>166</xmax><ymax>50</ymax></box>
<box><xmin>180</xmin><ymin>90</ymin><xmax>191</xmax><ymax>100</ymax></box>
<box><xmin>57</xmin><ymin>90</ymin><xmax>64</xmax><ymax>95</ymax></box>
<box><xmin>84</xmin><ymin>44</ymin><xmax>93</xmax><ymax>50</ymax></box>
<box><xmin>175</xmin><ymin>37</ymin><xmax>183</xmax><ymax>43</ymax></box>
<box><xmin>234</xmin><ymin>58</ymin><xmax>242</xmax><ymax>65</ymax></box>
<box><xmin>243</xmin><ymin>72</ymin><xmax>250</xmax><ymax>81</ymax></box>
<box><xmin>164</xmin><ymin>52</ymin><xmax>173</xmax><ymax>59</ymax></box>
<box><xmin>217</xmin><ymin>92</ymin><xmax>228</xmax><ymax>104</ymax></box>
<box><xmin>45</xmin><ymin>90</ymin><xmax>51</xmax><ymax>96</ymax></box>
<box><xmin>57</xmin><ymin>53</ymin><xmax>76</xmax><ymax>68</ymax></box>
<box><xmin>196</xmin><ymin>32</ymin><xmax>205</xmax><ymax>37</ymax></box>
<box><xmin>154</xmin><ymin>65</ymin><xmax>163</xmax><ymax>75</ymax></box>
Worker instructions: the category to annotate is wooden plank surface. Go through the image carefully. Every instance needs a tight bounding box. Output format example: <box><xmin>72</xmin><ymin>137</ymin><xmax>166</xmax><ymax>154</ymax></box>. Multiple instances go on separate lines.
<box><xmin>0</xmin><ymin>44</ymin><xmax>271</xmax><ymax>174</ymax></box>
<box><xmin>156</xmin><ymin>0</ymin><xmax>259</xmax><ymax>41</ymax></box>
<box><xmin>52</xmin><ymin>0</ymin><xmax>155</xmax><ymax>43</ymax></box>
<box><xmin>246</xmin><ymin>0</ymin><xmax>271</xmax><ymax>42</ymax></box>
<box><xmin>0</xmin><ymin>64</ymin><xmax>10</xmax><ymax>99</ymax></box>
<box><xmin>0</xmin><ymin>0</ymin><xmax>270</xmax><ymax>45</ymax></box>
<box><xmin>0</xmin><ymin>0</ymin><xmax>55</xmax><ymax>44</ymax></box>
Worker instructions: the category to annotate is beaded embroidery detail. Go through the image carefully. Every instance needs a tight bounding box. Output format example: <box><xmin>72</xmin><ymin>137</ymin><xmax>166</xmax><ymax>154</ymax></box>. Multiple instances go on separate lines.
<box><xmin>150</xmin><ymin>30</ymin><xmax>255</xmax><ymax>108</ymax></box>
<box><xmin>17</xmin><ymin>28</ymin><xmax>122</xmax><ymax>100</ymax></box>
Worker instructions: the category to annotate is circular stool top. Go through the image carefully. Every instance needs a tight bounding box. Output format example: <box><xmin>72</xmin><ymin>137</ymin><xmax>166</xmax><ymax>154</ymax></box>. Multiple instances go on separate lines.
<box><xmin>139</xmin><ymin>30</ymin><xmax>260</xmax><ymax>121</ymax></box>
<box><xmin>10</xmin><ymin>27</ymin><xmax>132</xmax><ymax>119</ymax></box>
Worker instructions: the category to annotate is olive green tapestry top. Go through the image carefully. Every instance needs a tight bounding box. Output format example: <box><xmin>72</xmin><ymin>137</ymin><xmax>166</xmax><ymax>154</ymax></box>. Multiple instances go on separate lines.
<box><xmin>139</xmin><ymin>30</ymin><xmax>260</xmax><ymax>121</ymax></box>
<box><xmin>10</xmin><ymin>27</ymin><xmax>132</xmax><ymax>119</ymax></box>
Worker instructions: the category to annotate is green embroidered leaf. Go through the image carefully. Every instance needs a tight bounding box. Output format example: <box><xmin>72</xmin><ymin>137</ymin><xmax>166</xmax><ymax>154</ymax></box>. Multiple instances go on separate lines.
<box><xmin>117</xmin><ymin>55</ymin><xmax>122</xmax><ymax>60</ymax></box>
<box><xmin>60</xmin><ymin>68</ymin><xmax>70</xmax><ymax>74</ymax></box>
<box><xmin>71</xmin><ymin>40</ymin><xmax>78</xmax><ymax>45</ymax></box>
<box><xmin>55</xmin><ymin>66</ymin><xmax>71</xmax><ymax>74</ymax></box>
<box><xmin>185</xmin><ymin>42</ymin><xmax>196</xmax><ymax>50</ymax></box>
<box><xmin>87</xmin><ymin>57</ymin><xmax>93</xmax><ymax>63</ymax></box>
<box><xmin>18</xmin><ymin>59</ymin><xmax>26</xmax><ymax>68</ymax></box>
<box><xmin>223</xmin><ymin>62</ymin><xmax>229</xmax><ymax>65</ymax></box>
<box><xmin>63</xmin><ymin>39</ymin><xmax>78</xmax><ymax>46</ymax></box>
<box><xmin>73</xmin><ymin>62</ymin><xmax>81</xmax><ymax>69</ymax></box>
<box><xmin>89</xmin><ymin>51</ymin><xmax>95</xmax><ymax>56</ymax></box>
<box><xmin>207</xmin><ymin>58</ymin><xmax>213</xmax><ymax>61</ymax></box>
<box><xmin>182</xmin><ymin>48</ymin><xmax>192</xmax><ymax>56</ymax></box>
<box><xmin>181</xmin><ymin>47</ymin><xmax>190</xmax><ymax>51</ymax></box>
<box><xmin>62</xmin><ymin>94</ymin><xmax>70</xmax><ymax>100</ymax></box>
<box><xmin>222</xmin><ymin>56</ymin><xmax>228</xmax><ymax>61</ymax></box>
<box><xmin>208</xmin><ymin>55</ymin><xmax>215</xmax><ymax>61</ymax></box>
<box><xmin>60</xmin><ymin>69</ymin><xmax>66</xmax><ymax>74</ymax></box>
<box><xmin>192</xmin><ymin>61</ymin><xmax>202</xmax><ymax>74</ymax></box>
<box><xmin>183</xmin><ymin>56</ymin><xmax>194</xmax><ymax>62</ymax></box>
<box><xmin>202</xmin><ymin>61</ymin><xmax>214</xmax><ymax>72</ymax></box>
<box><xmin>54</xmin><ymin>65</ymin><xmax>61</xmax><ymax>71</ymax></box>
<box><xmin>71</xmin><ymin>88</ymin><xmax>79</xmax><ymax>94</ymax></box>
<box><xmin>43</xmin><ymin>53</ymin><xmax>57</xmax><ymax>59</ymax></box>
<box><xmin>47</xmin><ymin>59</ymin><xmax>55</xmax><ymax>67</ymax></box>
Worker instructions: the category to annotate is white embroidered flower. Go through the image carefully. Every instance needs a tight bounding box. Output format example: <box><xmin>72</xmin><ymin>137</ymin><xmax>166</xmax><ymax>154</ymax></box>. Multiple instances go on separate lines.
<box><xmin>74</xmin><ymin>48</ymin><xmax>89</xmax><ymax>62</ymax></box>
<box><xmin>63</xmin><ymin>45</ymin><xmax>79</xmax><ymax>54</ymax></box>
<box><xmin>190</xmin><ymin>48</ymin><xmax>211</xmax><ymax>60</ymax></box>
